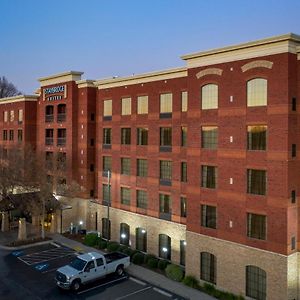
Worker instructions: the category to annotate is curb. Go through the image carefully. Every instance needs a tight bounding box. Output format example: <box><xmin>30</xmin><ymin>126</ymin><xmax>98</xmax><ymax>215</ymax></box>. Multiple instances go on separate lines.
<box><xmin>0</xmin><ymin>239</ymin><xmax>53</xmax><ymax>250</ymax></box>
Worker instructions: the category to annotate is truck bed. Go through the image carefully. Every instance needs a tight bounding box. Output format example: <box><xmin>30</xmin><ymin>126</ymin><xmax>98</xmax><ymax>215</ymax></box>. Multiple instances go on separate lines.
<box><xmin>104</xmin><ymin>252</ymin><xmax>128</xmax><ymax>264</ymax></box>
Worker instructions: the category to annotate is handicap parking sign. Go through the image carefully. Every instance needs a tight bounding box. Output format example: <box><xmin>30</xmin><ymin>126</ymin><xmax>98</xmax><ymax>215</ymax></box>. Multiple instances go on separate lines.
<box><xmin>11</xmin><ymin>251</ymin><xmax>23</xmax><ymax>257</ymax></box>
<box><xmin>35</xmin><ymin>263</ymin><xmax>49</xmax><ymax>271</ymax></box>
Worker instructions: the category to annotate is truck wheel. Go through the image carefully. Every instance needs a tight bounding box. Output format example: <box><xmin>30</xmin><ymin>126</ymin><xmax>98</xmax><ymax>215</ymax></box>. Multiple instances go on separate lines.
<box><xmin>116</xmin><ymin>265</ymin><xmax>124</xmax><ymax>277</ymax></box>
<box><xmin>71</xmin><ymin>280</ymin><xmax>81</xmax><ymax>292</ymax></box>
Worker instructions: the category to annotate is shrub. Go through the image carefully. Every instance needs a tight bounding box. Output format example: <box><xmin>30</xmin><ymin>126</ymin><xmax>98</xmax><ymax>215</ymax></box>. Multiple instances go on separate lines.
<box><xmin>182</xmin><ymin>275</ymin><xmax>200</xmax><ymax>288</ymax></box>
<box><xmin>203</xmin><ymin>283</ymin><xmax>216</xmax><ymax>294</ymax></box>
<box><xmin>165</xmin><ymin>264</ymin><xmax>184</xmax><ymax>282</ymax></box>
<box><xmin>144</xmin><ymin>253</ymin><xmax>156</xmax><ymax>264</ymax></box>
<box><xmin>147</xmin><ymin>257</ymin><xmax>159</xmax><ymax>269</ymax></box>
<box><xmin>98</xmin><ymin>239</ymin><xmax>107</xmax><ymax>249</ymax></box>
<box><xmin>122</xmin><ymin>247</ymin><xmax>134</xmax><ymax>257</ymax></box>
<box><xmin>129</xmin><ymin>250</ymin><xmax>140</xmax><ymax>260</ymax></box>
<box><xmin>132</xmin><ymin>252</ymin><xmax>145</xmax><ymax>265</ymax></box>
<box><xmin>107</xmin><ymin>241</ymin><xmax>120</xmax><ymax>252</ymax></box>
<box><xmin>157</xmin><ymin>259</ymin><xmax>169</xmax><ymax>270</ymax></box>
<box><xmin>83</xmin><ymin>233</ymin><xmax>99</xmax><ymax>246</ymax></box>
<box><xmin>118</xmin><ymin>245</ymin><xmax>128</xmax><ymax>252</ymax></box>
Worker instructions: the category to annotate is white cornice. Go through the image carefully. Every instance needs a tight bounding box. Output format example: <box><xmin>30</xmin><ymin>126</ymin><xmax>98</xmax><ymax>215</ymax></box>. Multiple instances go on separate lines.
<box><xmin>76</xmin><ymin>79</ymin><xmax>97</xmax><ymax>89</ymax></box>
<box><xmin>95</xmin><ymin>67</ymin><xmax>187</xmax><ymax>89</ymax></box>
<box><xmin>38</xmin><ymin>71</ymin><xmax>84</xmax><ymax>87</ymax></box>
<box><xmin>181</xmin><ymin>33</ymin><xmax>300</xmax><ymax>68</ymax></box>
<box><xmin>0</xmin><ymin>95</ymin><xmax>39</xmax><ymax>104</ymax></box>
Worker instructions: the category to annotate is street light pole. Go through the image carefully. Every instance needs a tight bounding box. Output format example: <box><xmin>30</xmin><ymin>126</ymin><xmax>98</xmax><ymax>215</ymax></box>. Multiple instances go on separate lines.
<box><xmin>107</xmin><ymin>170</ymin><xmax>111</xmax><ymax>241</ymax></box>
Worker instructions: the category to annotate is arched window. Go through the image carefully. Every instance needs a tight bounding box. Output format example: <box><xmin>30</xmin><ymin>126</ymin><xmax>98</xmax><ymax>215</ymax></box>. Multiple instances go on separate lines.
<box><xmin>200</xmin><ymin>252</ymin><xmax>216</xmax><ymax>284</ymax></box>
<box><xmin>246</xmin><ymin>265</ymin><xmax>266</xmax><ymax>300</ymax></box>
<box><xmin>136</xmin><ymin>227</ymin><xmax>147</xmax><ymax>252</ymax></box>
<box><xmin>45</xmin><ymin>105</ymin><xmax>54</xmax><ymax>122</ymax></box>
<box><xmin>201</xmin><ymin>84</ymin><xmax>218</xmax><ymax>110</ymax></box>
<box><xmin>158</xmin><ymin>234</ymin><xmax>171</xmax><ymax>260</ymax></box>
<box><xmin>247</xmin><ymin>78</ymin><xmax>267</xmax><ymax>107</ymax></box>
<box><xmin>120</xmin><ymin>223</ymin><xmax>130</xmax><ymax>246</ymax></box>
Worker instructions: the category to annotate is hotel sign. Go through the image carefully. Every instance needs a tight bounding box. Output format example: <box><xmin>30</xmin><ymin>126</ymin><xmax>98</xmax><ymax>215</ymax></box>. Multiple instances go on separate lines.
<box><xmin>43</xmin><ymin>85</ymin><xmax>67</xmax><ymax>101</ymax></box>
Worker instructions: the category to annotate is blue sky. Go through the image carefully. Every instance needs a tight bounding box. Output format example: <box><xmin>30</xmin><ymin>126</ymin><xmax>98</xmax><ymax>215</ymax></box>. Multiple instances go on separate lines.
<box><xmin>1</xmin><ymin>0</ymin><xmax>299</xmax><ymax>93</ymax></box>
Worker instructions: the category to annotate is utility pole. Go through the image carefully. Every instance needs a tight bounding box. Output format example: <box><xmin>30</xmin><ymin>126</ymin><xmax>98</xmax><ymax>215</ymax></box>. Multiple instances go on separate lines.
<box><xmin>107</xmin><ymin>170</ymin><xmax>110</xmax><ymax>241</ymax></box>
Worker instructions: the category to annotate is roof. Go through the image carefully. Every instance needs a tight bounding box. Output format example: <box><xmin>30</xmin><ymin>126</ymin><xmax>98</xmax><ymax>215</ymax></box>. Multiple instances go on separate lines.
<box><xmin>0</xmin><ymin>94</ymin><xmax>39</xmax><ymax>104</ymax></box>
<box><xmin>38</xmin><ymin>71</ymin><xmax>84</xmax><ymax>87</ymax></box>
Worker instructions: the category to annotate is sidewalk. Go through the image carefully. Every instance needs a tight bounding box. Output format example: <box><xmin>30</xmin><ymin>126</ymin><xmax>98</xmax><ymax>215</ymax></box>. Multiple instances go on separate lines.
<box><xmin>0</xmin><ymin>230</ymin><xmax>215</xmax><ymax>300</ymax></box>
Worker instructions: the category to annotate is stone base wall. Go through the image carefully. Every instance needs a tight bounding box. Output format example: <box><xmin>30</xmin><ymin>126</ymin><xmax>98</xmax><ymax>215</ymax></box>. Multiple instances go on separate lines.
<box><xmin>186</xmin><ymin>231</ymin><xmax>299</xmax><ymax>300</ymax></box>
<box><xmin>88</xmin><ymin>202</ymin><xmax>186</xmax><ymax>264</ymax></box>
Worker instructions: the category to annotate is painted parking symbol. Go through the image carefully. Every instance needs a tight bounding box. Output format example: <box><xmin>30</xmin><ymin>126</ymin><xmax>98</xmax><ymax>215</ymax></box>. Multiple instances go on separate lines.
<box><xmin>11</xmin><ymin>251</ymin><xmax>23</xmax><ymax>257</ymax></box>
<box><xmin>35</xmin><ymin>263</ymin><xmax>49</xmax><ymax>271</ymax></box>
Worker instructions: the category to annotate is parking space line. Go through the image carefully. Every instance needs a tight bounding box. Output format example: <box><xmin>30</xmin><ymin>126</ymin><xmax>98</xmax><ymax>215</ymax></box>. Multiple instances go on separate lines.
<box><xmin>153</xmin><ymin>287</ymin><xmax>173</xmax><ymax>297</ymax></box>
<box><xmin>114</xmin><ymin>286</ymin><xmax>152</xmax><ymax>300</ymax></box>
<box><xmin>18</xmin><ymin>252</ymin><xmax>75</xmax><ymax>265</ymax></box>
<box><xmin>129</xmin><ymin>277</ymin><xmax>147</xmax><ymax>286</ymax></box>
<box><xmin>77</xmin><ymin>276</ymin><xmax>127</xmax><ymax>295</ymax></box>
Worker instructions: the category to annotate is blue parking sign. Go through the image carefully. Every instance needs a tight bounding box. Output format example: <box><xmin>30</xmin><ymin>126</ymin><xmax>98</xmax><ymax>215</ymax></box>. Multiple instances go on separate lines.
<box><xmin>11</xmin><ymin>251</ymin><xmax>23</xmax><ymax>257</ymax></box>
<box><xmin>35</xmin><ymin>263</ymin><xmax>49</xmax><ymax>271</ymax></box>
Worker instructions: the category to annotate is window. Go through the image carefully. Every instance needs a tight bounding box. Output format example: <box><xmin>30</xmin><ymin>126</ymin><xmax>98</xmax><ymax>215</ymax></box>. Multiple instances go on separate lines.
<box><xmin>160</xmin><ymin>160</ymin><xmax>172</xmax><ymax>185</ymax></box>
<box><xmin>200</xmin><ymin>252</ymin><xmax>216</xmax><ymax>284</ymax></box>
<box><xmin>57</xmin><ymin>129</ymin><xmax>66</xmax><ymax>146</ymax></box>
<box><xmin>17</xmin><ymin>130</ymin><xmax>23</xmax><ymax>142</ymax></box>
<box><xmin>136</xmin><ymin>228</ymin><xmax>147</xmax><ymax>252</ymax></box>
<box><xmin>181</xmin><ymin>127</ymin><xmax>187</xmax><ymax>147</ymax></box>
<box><xmin>103</xmin><ymin>128</ymin><xmax>111</xmax><ymax>146</ymax></box>
<box><xmin>9</xmin><ymin>130</ymin><xmax>14</xmax><ymax>141</ymax></box>
<box><xmin>3</xmin><ymin>130</ymin><xmax>7</xmax><ymax>141</ymax></box>
<box><xmin>160</xmin><ymin>93</ymin><xmax>172</xmax><ymax>117</ymax></box>
<box><xmin>160</xmin><ymin>127</ymin><xmax>172</xmax><ymax>150</ymax></box>
<box><xmin>103</xmin><ymin>156</ymin><xmax>112</xmax><ymax>173</ymax></box>
<box><xmin>45</xmin><ymin>105</ymin><xmax>54</xmax><ymax>122</ymax></box>
<box><xmin>201</xmin><ymin>205</ymin><xmax>217</xmax><ymax>229</ymax></box>
<box><xmin>121</xmin><ymin>128</ymin><xmax>131</xmax><ymax>144</ymax></box>
<box><xmin>202</xmin><ymin>126</ymin><xmax>218</xmax><ymax>149</ymax></box>
<box><xmin>180</xmin><ymin>240</ymin><xmax>186</xmax><ymax>266</ymax></box>
<box><xmin>121</xmin><ymin>97</ymin><xmax>131</xmax><ymax>115</ymax></box>
<box><xmin>18</xmin><ymin>109</ymin><xmax>23</xmax><ymax>123</ymax></box>
<box><xmin>57</xmin><ymin>104</ymin><xmax>66</xmax><ymax>122</ymax></box>
<box><xmin>3</xmin><ymin>111</ymin><xmax>8</xmax><ymax>122</ymax></box>
<box><xmin>137</xmin><ymin>128</ymin><xmax>148</xmax><ymax>145</ymax></box>
<box><xmin>137</xmin><ymin>95</ymin><xmax>148</xmax><ymax>114</ymax></box>
<box><xmin>181</xmin><ymin>162</ymin><xmax>187</xmax><ymax>182</ymax></box>
<box><xmin>158</xmin><ymin>234</ymin><xmax>171</xmax><ymax>260</ymax></box>
<box><xmin>201</xmin><ymin>165</ymin><xmax>217</xmax><ymax>189</ymax></box>
<box><xmin>102</xmin><ymin>218</ymin><xmax>111</xmax><ymax>240</ymax></box>
<box><xmin>292</xmin><ymin>97</ymin><xmax>297</xmax><ymax>111</ymax></box>
<box><xmin>85</xmin><ymin>261</ymin><xmax>95</xmax><ymax>271</ymax></box>
<box><xmin>120</xmin><ymin>223</ymin><xmax>130</xmax><ymax>246</ymax></box>
<box><xmin>291</xmin><ymin>236</ymin><xmax>296</xmax><ymax>250</ymax></box>
<box><xmin>121</xmin><ymin>158</ymin><xmax>131</xmax><ymax>175</ymax></box>
<box><xmin>90</xmin><ymin>138</ymin><xmax>94</xmax><ymax>147</ymax></box>
<box><xmin>103</xmin><ymin>99</ymin><xmax>112</xmax><ymax>119</ymax></box>
<box><xmin>291</xmin><ymin>190</ymin><xmax>296</xmax><ymax>204</ymax></box>
<box><xmin>201</xmin><ymin>84</ymin><xmax>218</xmax><ymax>110</ymax></box>
<box><xmin>247</xmin><ymin>125</ymin><xmax>267</xmax><ymax>150</ymax></box>
<box><xmin>247</xmin><ymin>169</ymin><xmax>266</xmax><ymax>195</ymax></box>
<box><xmin>181</xmin><ymin>196</ymin><xmax>187</xmax><ymax>218</ymax></box>
<box><xmin>181</xmin><ymin>91</ymin><xmax>188</xmax><ymax>112</ymax></box>
<box><xmin>159</xmin><ymin>194</ymin><xmax>171</xmax><ymax>220</ymax></box>
<box><xmin>90</xmin><ymin>164</ymin><xmax>94</xmax><ymax>172</ymax></box>
<box><xmin>10</xmin><ymin>110</ymin><xmax>14</xmax><ymax>122</ymax></box>
<box><xmin>121</xmin><ymin>187</ymin><xmax>131</xmax><ymax>205</ymax></box>
<box><xmin>45</xmin><ymin>129</ymin><xmax>54</xmax><ymax>145</ymax></box>
<box><xmin>102</xmin><ymin>184</ymin><xmax>111</xmax><ymax>203</ymax></box>
<box><xmin>247</xmin><ymin>213</ymin><xmax>266</xmax><ymax>240</ymax></box>
<box><xmin>247</xmin><ymin>78</ymin><xmax>267</xmax><ymax>107</ymax></box>
<box><xmin>292</xmin><ymin>144</ymin><xmax>297</xmax><ymax>157</ymax></box>
<box><xmin>137</xmin><ymin>190</ymin><xmax>147</xmax><ymax>209</ymax></box>
<box><xmin>56</xmin><ymin>152</ymin><xmax>66</xmax><ymax>170</ymax></box>
<box><xmin>137</xmin><ymin>159</ymin><xmax>148</xmax><ymax>177</ymax></box>
<box><xmin>96</xmin><ymin>258</ymin><xmax>104</xmax><ymax>266</ymax></box>
<box><xmin>91</xmin><ymin>113</ymin><xmax>95</xmax><ymax>121</ymax></box>
<box><xmin>246</xmin><ymin>266</ymin><xmax>266</xmax><ymax>300</ymax></box>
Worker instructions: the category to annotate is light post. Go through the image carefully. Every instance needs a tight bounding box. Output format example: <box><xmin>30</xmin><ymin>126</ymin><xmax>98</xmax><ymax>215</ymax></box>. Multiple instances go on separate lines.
<box><xmin>104</xmin><ymin>169</ymin><xmax>111</xmax><ymax>241</ymax></box>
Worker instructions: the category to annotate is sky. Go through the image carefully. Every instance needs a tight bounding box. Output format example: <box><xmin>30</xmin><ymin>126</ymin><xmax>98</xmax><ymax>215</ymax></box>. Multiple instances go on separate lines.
<box><xmin>1</xmin><ymin>0</ymin><xmax>300</xmax><ymax>94</ymax></box>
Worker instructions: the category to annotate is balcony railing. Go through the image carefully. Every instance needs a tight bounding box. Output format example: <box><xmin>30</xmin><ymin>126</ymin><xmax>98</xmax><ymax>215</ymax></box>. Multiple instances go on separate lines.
<box><xmin>45</xmin><ymin>114</ymin><xmax>54</xmax><ymax>122</ymax></box>
<box><xmin>57</xmin><ymin>113</ymin><xmax>66</xmax><ymax>122</ymax></box>
<box><xmin>57</xmin><ymin>138</ymin><xmax>66</xmax><ymax>146</ymax></box>
<box><xmin>45</xmin><ymin>137</ymin><xmax>54</xmax><ymax>145</ymax></box>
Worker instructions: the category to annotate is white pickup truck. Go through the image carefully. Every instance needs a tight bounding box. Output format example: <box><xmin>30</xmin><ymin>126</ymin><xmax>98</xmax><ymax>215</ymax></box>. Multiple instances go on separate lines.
<box><xmin>55</xmin><ymin>251</ymin><xmax>130</xmax><ymax>291</ymax></box>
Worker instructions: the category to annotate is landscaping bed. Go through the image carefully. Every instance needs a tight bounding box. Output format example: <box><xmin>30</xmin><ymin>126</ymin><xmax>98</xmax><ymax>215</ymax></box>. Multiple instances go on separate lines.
<box><xmin>6</xmin><ymin>236</ymin><xmax>52</xmax><ymax>247</ymax></box>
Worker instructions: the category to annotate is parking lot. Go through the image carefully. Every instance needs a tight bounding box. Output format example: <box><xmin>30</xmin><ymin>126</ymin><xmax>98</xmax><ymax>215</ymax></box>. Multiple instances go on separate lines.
<box><xmin>4</xmin><ymin>243</ymin><xmax>186</xmax><ymax>300</ymax></box>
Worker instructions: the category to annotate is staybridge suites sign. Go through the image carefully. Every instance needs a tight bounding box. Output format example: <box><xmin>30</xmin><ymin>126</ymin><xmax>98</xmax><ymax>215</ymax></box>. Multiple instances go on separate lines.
<box><xmin>43</xmin><ymin>84</ymin><xmax>67</xmax><ymax>101</ymax></box>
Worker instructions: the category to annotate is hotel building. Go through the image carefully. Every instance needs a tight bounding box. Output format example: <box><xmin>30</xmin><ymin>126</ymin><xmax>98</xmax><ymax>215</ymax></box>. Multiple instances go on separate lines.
<box><xmin>1</xmin><ymin>33</ymin><xmax>300</xmax><ymax>300</ymax></box>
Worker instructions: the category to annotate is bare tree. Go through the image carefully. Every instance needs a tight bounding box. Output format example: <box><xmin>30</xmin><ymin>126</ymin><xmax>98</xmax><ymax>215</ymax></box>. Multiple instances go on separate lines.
<box><xmin>0</xmin><ymin>76</ymin><xmax>21</xmax><ymax>98</ymax></box>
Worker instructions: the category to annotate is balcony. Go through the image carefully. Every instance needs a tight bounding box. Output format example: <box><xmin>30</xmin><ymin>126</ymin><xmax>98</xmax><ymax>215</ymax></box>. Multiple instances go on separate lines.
<box><xmin>45</xmin><ymin>137</ymin><xmax>54</xmax><ymax>145</ymax></box>
<box><xmin>57</xmin><ymin>113</ymin><xmax>66</xmax><ymax>122</ymax></box>
<box><xmin>45</xmin><ymin>114</ymin><xmax>54</xmax><ymax>122</ymax></box>
<box><xmin>57</xmin><ymin>138</ymin><xmax>66</xmax><ymax>146</ymax></box>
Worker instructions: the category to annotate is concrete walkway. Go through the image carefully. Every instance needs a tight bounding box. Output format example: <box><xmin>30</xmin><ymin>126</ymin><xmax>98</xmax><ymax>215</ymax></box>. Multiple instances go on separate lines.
<box><xmin>0</xmin><ymin>230</ymin><xmax>215</xmax><ymax>300</ymax></box>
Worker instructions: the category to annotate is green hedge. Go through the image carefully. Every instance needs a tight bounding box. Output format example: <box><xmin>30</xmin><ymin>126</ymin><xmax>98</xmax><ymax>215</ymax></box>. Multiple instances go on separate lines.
<box><xmin>157</xmin><ymin>259</ymin><xmax>170</xmax><ymax>270</ymax></box>
<box><xmin>132</xmin><ymin>252</ymin><xmax>145</xmax><ymax>265</ymax></box>
<box><xmin>84</xmin><ymin>233</ymin><xmax>99</xmax><ymax>246</ymax></box>
<box><xmin>98</xmin><ymin>239</ymin><xmax>107</xmax><ymax>249</ymax></box>
<box><xmin>182</xmin><ymin>275</ymin><xmax>200</xmax><ymax>289</ymax></box>
<box><xmin>165</xmin><ymin>264</ymin><xmax>184</xmax><ymax>282</ymax></box>
<box><xmin>147</xmin><ymin>257</ymin><xmax>159</xmax><ymax>269</ymax></box>
<box><xmin>107</xmin><ymin>241</ymin><xmax>120</xmax><ymax>252</ymax></box>
<box><xmin>144</xmin><ymin>254</ymin><xmax>156</xmax><ymax>264</ymax></box>
<box><xmin>122</xmin><ymin>247</ymin><xmax>134</xmax><ymax>257</ymax></box>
